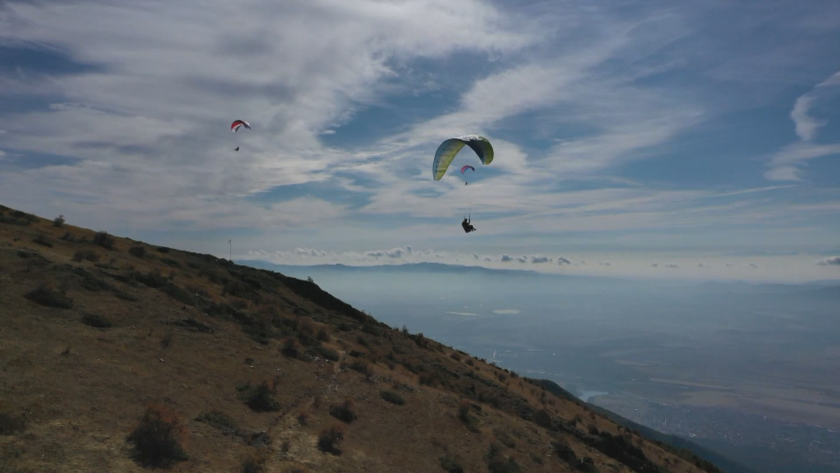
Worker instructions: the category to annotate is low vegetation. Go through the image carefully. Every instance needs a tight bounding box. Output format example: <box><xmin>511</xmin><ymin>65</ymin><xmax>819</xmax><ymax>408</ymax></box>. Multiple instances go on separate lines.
<box><xmin>237</xmin><ymin>381</ymin><xmax>281</xmax><ymax>412</ymax></box>
<box><xmin>127</xmin><ymin>405</ymin><xmax>188</xmax><ymax>468</ymax></box>
<box><xmin>318</xmin><ymin>426</ymin><xmax>344</xmax><ymax>455</ymax></box>
<box><xmin>25</xmin><ymin>284</ymin><xmax>73</xmax><ymax>309</ymax></box>
<box><xmin>329</xmin><ymin>398</ymin><xmax>357</xmax><ymax>423</ymax></box>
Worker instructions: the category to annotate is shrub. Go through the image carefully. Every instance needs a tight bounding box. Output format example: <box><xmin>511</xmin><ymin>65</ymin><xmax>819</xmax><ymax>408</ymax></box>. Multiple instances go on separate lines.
<box><xmin>494</xmin><ymin>429</ymin><xmax>516</xmax><ymax>448</ymax></box>
<box><xmin>129</xmin><ymin>246</ymin><xmax>147</xmax><ymax>259</ymax></box>
<box><xmin>93</xmin><ymin>231</ymin><xmax>115</xmax><ymax>250</ymax></box>
<box><xmin>281</xmin><ymin>337</ymin><xmax>300</xmax><ymax>358</ymax></box>
<box><xmin>161</xmin><ymin>257</ymin><xmax>180</xmax><ymax>268</ymax></box>
<box><xmin>329</xmin><ymin>399</ymin><xmax>357</xmax><ymax>424</ymax></box>
<box><xmin>440</xmin><ymin>455</ymin><xmax>464</xmax><ymax>473</ymax></box>
<box><xmin>577</xmin><ymin>457</ymin><xmax>598</xmax><ymax>472</ymax></box>
<box><xmin>127</xmin><ymin>405</ymin><xmax>188</xmax><ymax>468</ymax></box>
<box><xmin>237</xmin><ymin>382</ymin><xmax>281</xmax><ymax>412</ymax></box>
<box><xmin>380</xmin><ymin>390</ymin><xmax>405</xmax><ymax>406</ymax></box>
<box><xmin>337</xmin><ymin>322</ymin><xmax>353</xmax><ymax>332</ymax></box>
<box><xmin>488</xmin><ymin>457</ymin><xmax>521</xmax><ymax>473</ymax></box>
<box><xmin>314</xmin><ymin>345</ymin><xmax>340</xmax><ymax>362</ymax></box>
<box><xmin>32</xmin><ymin>234</ymin><xmax>53</xmax><ymax>247</ymax></box>
<box><xmin>195</xmin><ymin>410</ymin><xmax>238</xmax><ymax>433</ymax></box>
<box><xmin>25</xmin><ymin>285</ymin><xmax>72</xmax><ymax>309</ymax></box>
<box><xmin>457</xmin><ymin>400</ymin><xmax>471</xmax><ymax>421</ymax></box>
<box><xmin>156</xmin><ymin>246</ymin><xmax>170</xmax><ymax>253</ymax></box>
<box><xmin>297</xmin><ymin>410</ymin><xmax>309</xmax><ymax>426</ymax></box>
<box><xmin>82</xmin><ymin>313</ymin><xmax>112</xmax><ymax>328</ymax></box>
<box><xmin>531</xmin><ymin>453</ymin><xmax>544</xmax><ymax>465</ymax></box>
<box><xmin>53</xmin><ymin>215</ymin><xmax>66</xmax><ymax>227</ymax></box>
<box><xmin>349</xmin><ymin>360</ymin><xmax>370</xmax><ymax>376</ymax></box>
<box><xmin>466</xmin><ymin>358</ymin><xmax>474</xmax><ymax>366</ymax></box>
<box><xmin>73</xmin><ymin>249</ymin><xmax>100</xmax><ymax>262</ymax></box>
<box><xmin>241</xmin><ymin>456</ymin><xmax>265</xmax><ymax>473</ymax></box>
<box><xmin>552</xmin><ymin>440</ymin><xmax>578</xmax><ymax>464</ymax></box>
<box><xmin>588</xmin><ymin>425</ymin><xmax>600</xmax><ymax>435</ymax></box>
<box><xmin>449</xmin><ymin>352</ymin><xmax>462</xmax><ymax>362</ymax></box>
<box><xmin>356</xmin><ymin>335</ymin><xmax>369</xmax><ymax>348</ymax></box>
<box><xmin>316</xmin><ymin>327</ymin><xmax>330</xmax><ymax>342</ymax></box>
<box><xmin>317</xmin><ymin>426</ymin><xmax>344</xmax><ymax>455</ymax></box>
<box><xmin>0</xmin><ymin>413</ymin><xmax>26</xmax><ymax>435</ymax></box>
<box><xmin>60</xmin><ymin>232</ymin><xmax>75</xmax><ymax>242</ymax></box>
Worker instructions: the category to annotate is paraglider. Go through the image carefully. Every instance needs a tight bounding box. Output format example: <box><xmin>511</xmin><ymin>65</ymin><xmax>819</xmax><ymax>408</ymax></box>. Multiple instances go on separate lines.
<box><xmin>461</xmin><ymin>217</ymin><xmax>476</xmax><ymax>233</ymax></box>
<box><xmin>432</xmin><ymin>135</ymin><xmax>493</xmax><ymax>181</ymax></box>
<box><xmin>231</xmin><ymin>120</ymin><xmax>250</xmax><ymax>151</ymax></box>
<box><xmin>231</xmin><ymin>120</ymin><xmax>251</xmax><ymax>133</ymax></box>
<box><xmin>460</xmin><ymin>165</ymin><xmax>475</xmax><ymax>185</ymax></box>
<box><xmin>432</xmin><ymin>135</ymin><xmax>493</xmax><ymax>234</ymax></box>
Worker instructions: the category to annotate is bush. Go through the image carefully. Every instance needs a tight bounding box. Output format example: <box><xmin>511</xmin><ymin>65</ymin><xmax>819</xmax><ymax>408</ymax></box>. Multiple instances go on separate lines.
<box><xmin>53</xmin><ymin>215</ymin><xmax>65</xmax><ymax>227</ymax></box>
<box><xmin>237</xmin><ymin>382</ymin><xmax>281</xmax><ymax>412</ymax></box>
<box><xmin>297</xmin><ymin>410</ymin><xmax>309</xmax><ymax>426</ymax></box>
<box><xmin>195</xmin><ymin>410</ymin><xmax>238</xmax><ymax>433</ymax></box>
<box><xmin>161</xmin><ymin>257</ymin><xmax>180</xmax><ymax>268</ymax></box>
<box><xmin>25</xmin><ymin>285</ymin><xmax>72</xmax><ymax>309</ymax></box>
<box><xmin>466</xmin><ymin>358</ymin><xmax>473</xmax><ymax>366</ymax></box>
<box><xmin>129</xmin><ymin>246</ymin><xmax>147</xmax><ymax>259</ymax></box>
<box><xmin>156</xmin><ymin>246</ymin><xmax>170</xmax><ymax>253</ymax></box>
<box><xmin>318</xmin><ymin>426</ymin><xmax>344</xmax><ymax>455</ymax></box>
<box><xmin>127</xmin><ymin>405</ymin><xmax>188</xmax><ymax>468</ymax></box>
<box><xmin>73</xmin><ymin>249</ymin><xmax>100</xmax><ymax>262</ymax></box>
<box><xmin>93</xmin><ymin>231</ymin><xmax>115</xmax><ymax>250</ymax></box>
<box><xmin>449</xmin><ymin>352</ymin><xmax>462</xmax><ymax>362</ymax></box>
<box><xmin>314</xmin><ymin>345</ymin><xmax>340</xmax><ymax>362</ymax></box>
<box><xmin>457</xmin><ymin>400</ymin><xmax>471</xmax><ymax>421</ymax></box>
<box><xmin>329</xmin><ymin>399</ymin><xmax>357</xmax><ymax>424</ymax></box>
<box><xmin>82</xmin><ymin>313</ymin><xmax>112</xmax><ymax>328</ymax></box>
<box><xmin>316</xmin><ymin>327</ymin><xmax>330</xmax><ymax>342</ymax></box>
<box><xmin>494</xmin><ymin>429</ymin><xmax>516</xmax><ymax>448</ymax></box>
<box><xmin>60</xmin><ymin>232</ymin><xmax>75</xmax><ymax>242</ymax></box>
<box><xmin>32</xmin><ymin>234</ymin><xmax>53</xmax><ymax>247</ymax></box>
<box><xmin>349</xmin><ymin>360</ymin><xmax>371</xmax><ymax>376</ymax></box>
<box><xmin>531</xmin><ymin>453</ymin><xmax>544</xmax><ymax>465</ymax></box>
<box><xmin>488</xmin><ymin>458</ymin><xmax>521</xmax><ymax>473</ymax></box>
<box><xmin>0</xmin><ymin>413</ymin><xmax>26</xmax><ymax>434</ymax></box>
<box><xmin>380</xmin><ymin>390</ymin><xmax>405</xmax><ymax>406</ymax></box>
<box><xmin>440</xmin><ymin>454</ymin><xmax>464</xmax><ymax>473</ymax></box>
<box><xmin>241</xmin><ymin>456</ymin><xmax>265</xmax><ymax>473</ymax></box>
<box><xmin>577</xmin><ymin>457</ymin><xmax>598</xmax><ymax>472</ymax></box>
<box><xmin>281</xmin><ymin>337</ymin><xmax>300</xmax><ymax>358</ymax></box>
<box><xmin>552</xmin><ymin>440</ymin><xmax>578</xmax><ymax>464</ymax></box>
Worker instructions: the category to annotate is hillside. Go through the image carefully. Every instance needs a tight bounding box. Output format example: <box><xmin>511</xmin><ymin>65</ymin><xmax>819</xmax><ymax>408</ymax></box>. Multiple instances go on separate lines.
<box><xmin>1</xmin><ymin>204</ymin><xmax>725</xmax><ymax>473</ymax></box>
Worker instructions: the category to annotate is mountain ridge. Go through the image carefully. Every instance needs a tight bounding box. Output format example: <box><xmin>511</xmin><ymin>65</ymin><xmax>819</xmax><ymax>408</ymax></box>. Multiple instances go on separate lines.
<box><xmin>1</xmin><ymin>204</ymin><xmax>727</xmax><ymax>473</ymax></box>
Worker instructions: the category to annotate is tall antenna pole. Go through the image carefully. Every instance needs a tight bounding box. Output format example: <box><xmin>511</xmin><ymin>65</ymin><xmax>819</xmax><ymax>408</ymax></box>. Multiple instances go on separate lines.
<box><xmin>228</xmin><ymin>239</ymin><xmax>232</xmax><ymax>262</ymax></box>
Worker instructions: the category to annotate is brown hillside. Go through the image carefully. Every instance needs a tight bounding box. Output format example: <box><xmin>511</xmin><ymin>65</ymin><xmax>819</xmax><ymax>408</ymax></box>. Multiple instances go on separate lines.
<box><xmin>0</xmin><ymin>205</ymin><xmax>721</xmax><ymax>473</ymax></box>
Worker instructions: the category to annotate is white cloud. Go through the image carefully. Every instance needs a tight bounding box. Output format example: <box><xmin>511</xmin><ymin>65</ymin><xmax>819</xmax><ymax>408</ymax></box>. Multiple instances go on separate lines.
<box><xmin>651</xmin><ymin>263</ymin><xmax>658</xmax><ymax>267</ymax></box>
<box><xmin>500</xmin><ymin>254</ymin><xmax>513</xmax><ymax>262</ymax></box>
<box><xmin>557</xmin><ymin>256</ymin><xmax>572</xmax><ymax>265</ymax></box>
<box><xmin>665</xmin><ymin>263</ymin><xmax>678</xmax><ymax>268</ymax></box>
<box><xmin>748</xmin><ymin>263</ymin><xmax>759</xmax><ymax>269</ymax></box>
<box><xmin>817</xmin><ymin>256</ymin><xmax>840</xmax><ymax>266</ymax></box>
<box><xmin>517</xmin><ymin>255</ymin><xmax>528</xmax><ymax>263</ymax></box>
<box><xmin>599</xmin><ymin>262</ymin><xmax>611</xmax><ymax>266</ymax></box>
<box><xmin>492</xmin><ymin>309</ymin><xmax>520</xmax><ymax>315</ymax></box>
<box><xmin>769</xmin><ymin>69</ymin><xmax>840</xmax><ymax>180</ymax></box>
<box><xmin>530</xmin><ymin>255</ymin><xmax>552</xmax><ymax>264</ymax></box>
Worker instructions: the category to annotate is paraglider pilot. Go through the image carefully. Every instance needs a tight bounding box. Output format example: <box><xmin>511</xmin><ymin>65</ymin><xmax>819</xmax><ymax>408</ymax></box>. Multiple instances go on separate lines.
<box><xmin>462</xmin><ymin>217</ymin><xmax>476</xmax><ymax>233</ymax></box>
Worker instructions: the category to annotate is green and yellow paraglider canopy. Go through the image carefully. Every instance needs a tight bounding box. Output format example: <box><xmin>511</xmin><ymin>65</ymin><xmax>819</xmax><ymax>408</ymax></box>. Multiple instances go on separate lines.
<box><xmin>432</xmin><ymin>135</ymin><xmax>494</xmax><ymax>181</ymax></box>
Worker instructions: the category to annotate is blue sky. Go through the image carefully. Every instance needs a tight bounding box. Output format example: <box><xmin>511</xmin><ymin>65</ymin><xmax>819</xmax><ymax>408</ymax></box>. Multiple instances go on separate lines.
<box><xmin>1</xmin><ymin>0</ymin><xmax>839</xmax><ymax>282</ymax></box>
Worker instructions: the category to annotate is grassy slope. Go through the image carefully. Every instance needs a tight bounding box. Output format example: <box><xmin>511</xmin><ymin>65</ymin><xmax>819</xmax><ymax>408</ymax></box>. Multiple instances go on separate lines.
<box><xmin>0</xmin><ymin>205</ymin><xmax>720</xmax><ymax>473</ymax></box>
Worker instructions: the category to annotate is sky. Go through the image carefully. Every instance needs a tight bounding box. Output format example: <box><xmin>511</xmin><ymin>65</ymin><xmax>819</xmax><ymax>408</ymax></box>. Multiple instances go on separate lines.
<box><xmin>1</xmin><ymin>0</ymin><xmax>839</xmax><ymax>282</ymax></box>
